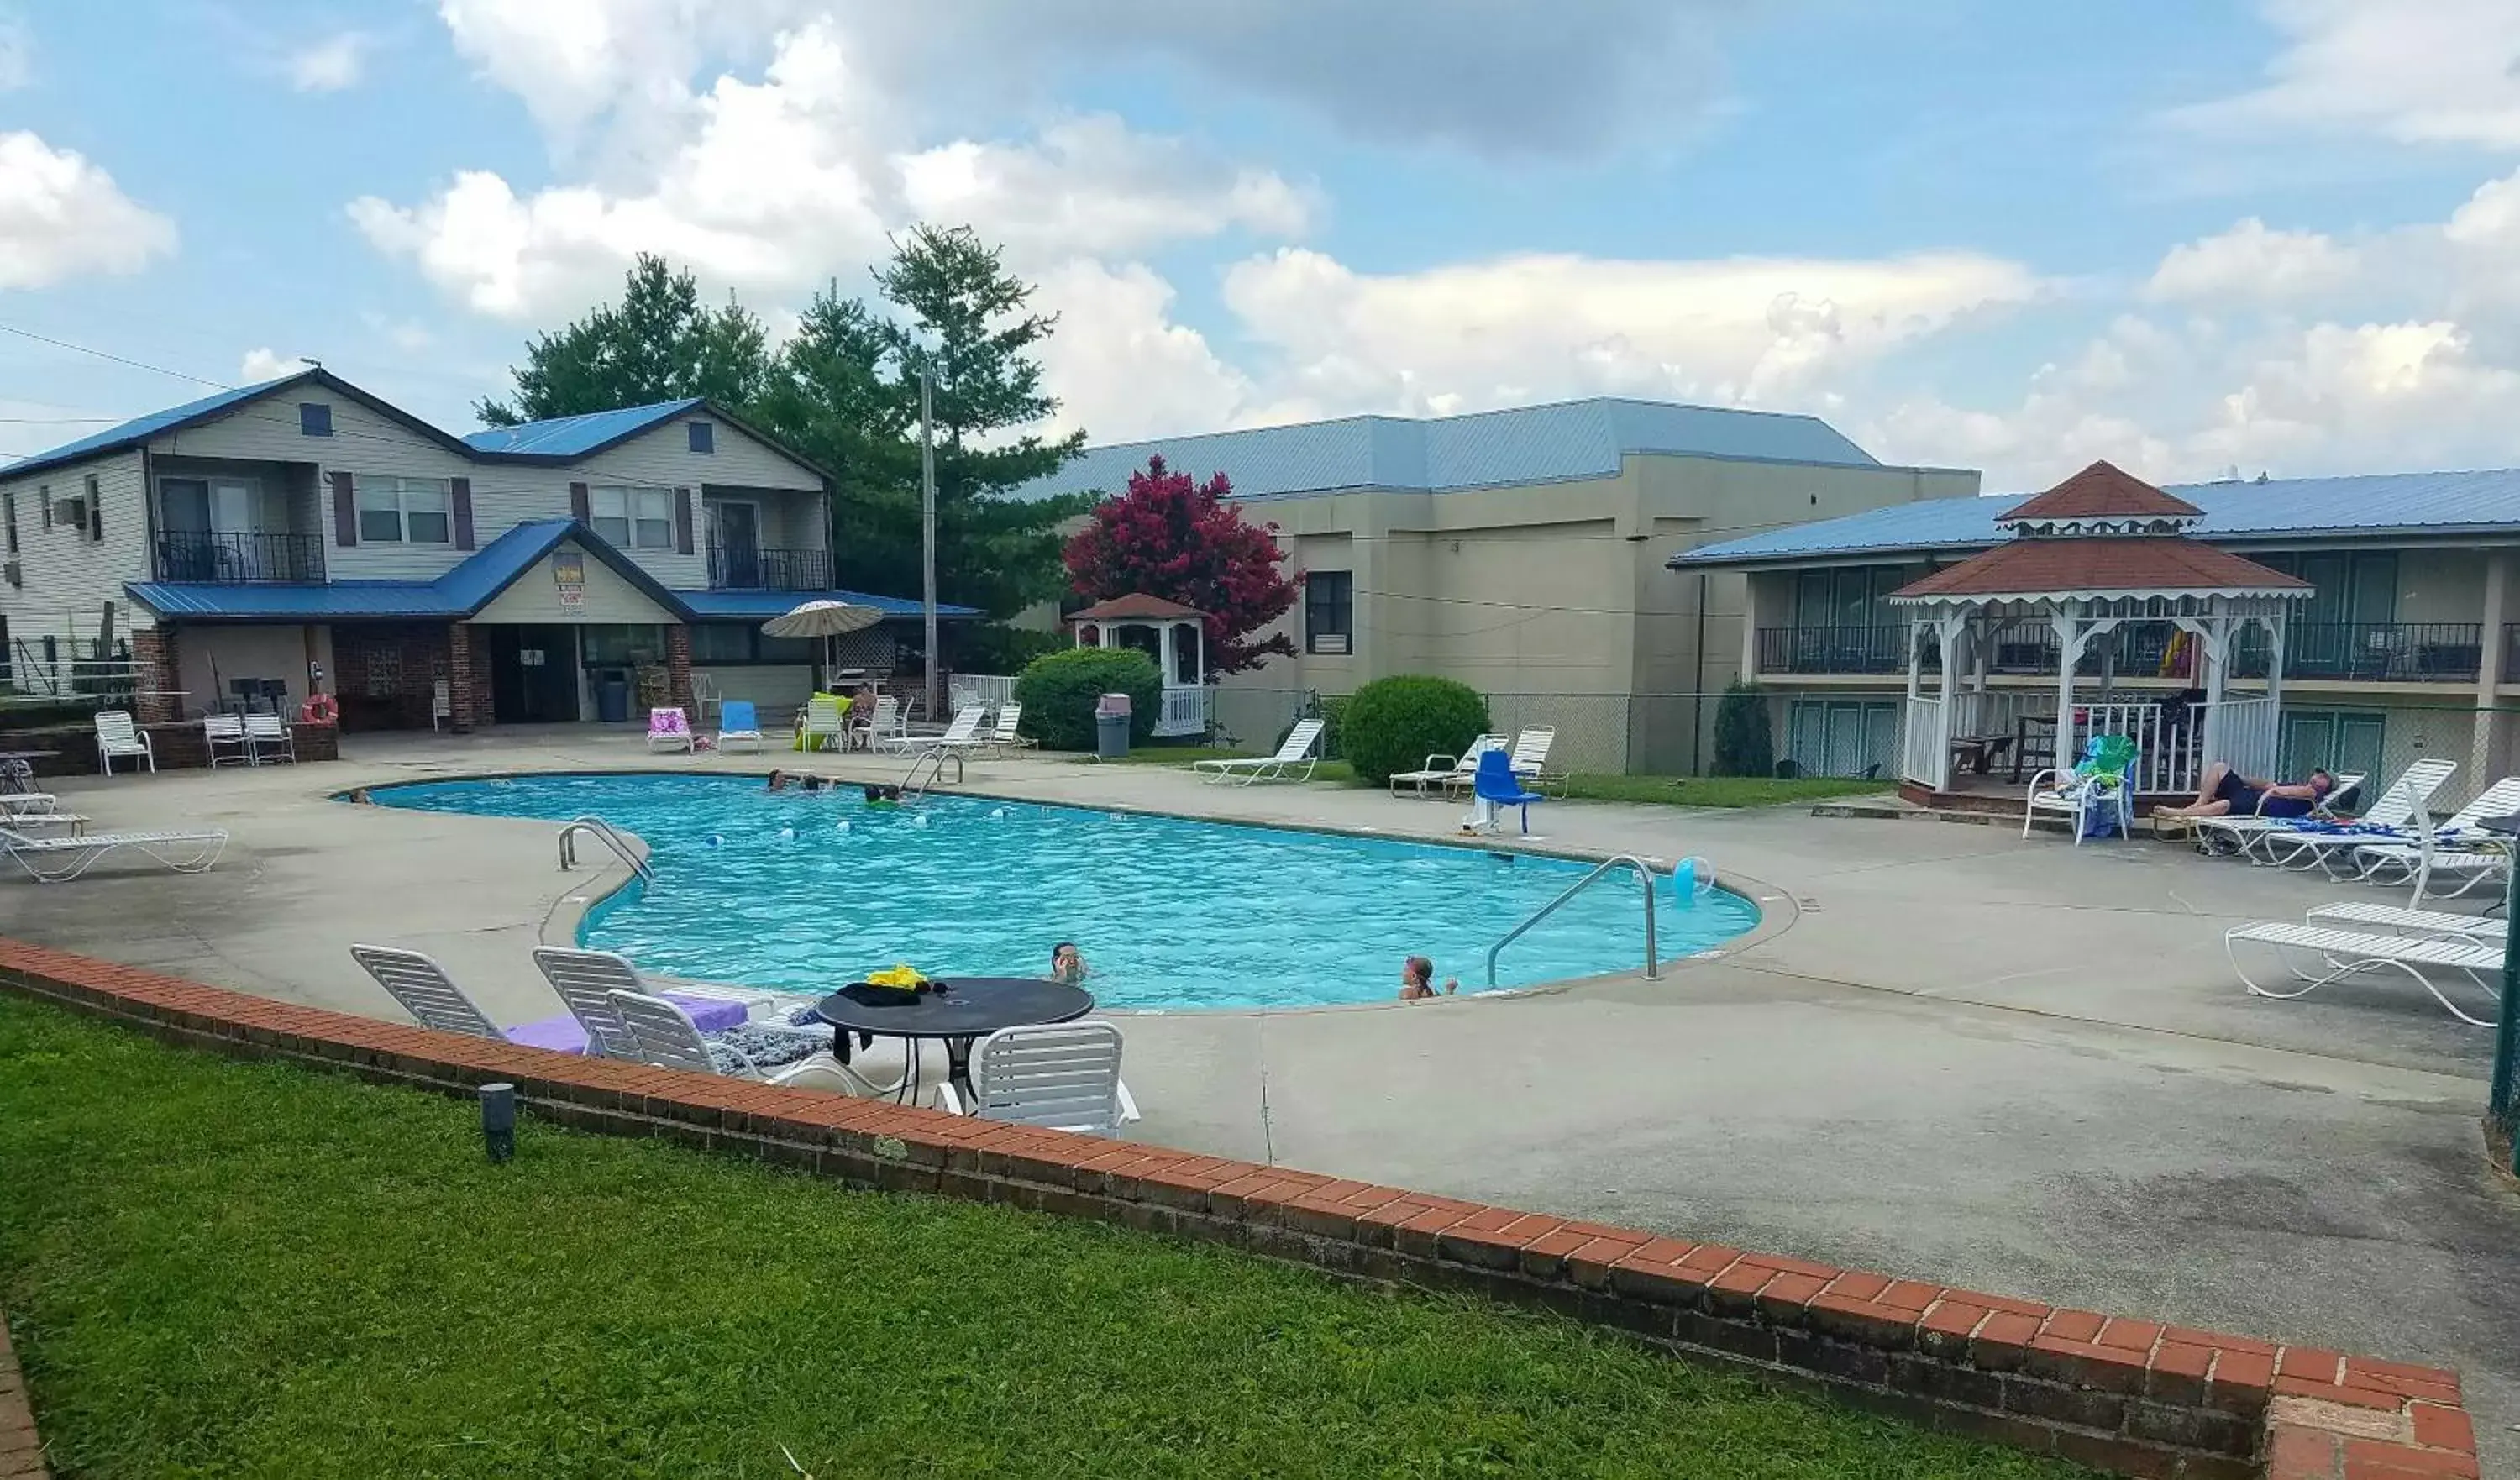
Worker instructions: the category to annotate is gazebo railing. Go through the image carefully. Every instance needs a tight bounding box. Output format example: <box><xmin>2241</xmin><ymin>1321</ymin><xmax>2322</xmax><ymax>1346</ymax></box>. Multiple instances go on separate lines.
<box><xmin>1903</xmin><ymin>695</ymin><xmax>1944</xmax><ymax>789</ymax></box>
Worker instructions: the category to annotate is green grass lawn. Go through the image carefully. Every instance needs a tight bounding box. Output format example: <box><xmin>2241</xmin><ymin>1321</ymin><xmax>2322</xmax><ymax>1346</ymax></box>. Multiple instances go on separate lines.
<box><xmin>0</xmin><ymin>998</ymin><xmax>2087</xmax><ymax>1480</ymax></box>
<box><xmin>1103</xmin><ymin>748</ymin><xmax>1882</xmax><ymax>809</ymax></box>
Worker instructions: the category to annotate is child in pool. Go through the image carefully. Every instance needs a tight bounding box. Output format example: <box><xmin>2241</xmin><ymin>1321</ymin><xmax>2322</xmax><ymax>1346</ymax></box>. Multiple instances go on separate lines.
<box><xmin>1399</xmin><ymin>955</ymin><xmax>1457</xmax><ymax>1001</ymax></box>
<box><xmin>1051</xmin><ymin>942</ymin><xmax>1089</xmax><ymax>985</ymax></box>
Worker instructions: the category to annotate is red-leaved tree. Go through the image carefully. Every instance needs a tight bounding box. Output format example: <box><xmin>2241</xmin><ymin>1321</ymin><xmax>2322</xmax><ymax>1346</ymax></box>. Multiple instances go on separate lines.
<box><xmin>1063</xmin><ymin>455</ymin><xmax>1298</xmax><ymax>676</ymax></box>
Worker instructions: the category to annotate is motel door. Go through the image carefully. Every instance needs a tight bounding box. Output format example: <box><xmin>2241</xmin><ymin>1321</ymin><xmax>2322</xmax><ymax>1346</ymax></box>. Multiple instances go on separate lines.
<box><xmin>488</xmin><ymin>625</ymin><xmax>580</xmax><ymax>723</ymax></box>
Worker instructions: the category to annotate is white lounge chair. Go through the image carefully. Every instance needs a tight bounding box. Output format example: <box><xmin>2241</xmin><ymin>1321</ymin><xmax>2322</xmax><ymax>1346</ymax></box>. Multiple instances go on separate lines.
<box><xmin>244</xmin><ymin>712</ymin><xmax>297</xmax><ymax>764</ymax></box>
<box><xmin>607</xmin><ymin>989</ymin><xmax>871</xmax><ymax>1090</ymax></box>
<box><xmin>646</xmin><ymin>706</ymin><xmax>696</xmax><ymax>754</ymax></box>
<box><xmin>2194</xmin><ymin>758</ymin><xmax>2451</xmax><ymax>862</ymax></box>
<box><xmin>1508</xmin><ymin>727</ymin><xmax>1565</xmax><ymax>796</ymax></box>
<box><xmin>0</xmin><ymin>823</ymin><xmax>225</xmax><ymax>883</ymax></box>
<box><xmin>350</xmin><ymin>944</ymin><xmax>504</xmax><ymax>1039</ymax></box>
<box><xmin>934</xmin><ymin>1021</ymin><xmax>1142</xmax><ymax>1134</ymax></box>
<box><xmin>2224</xmin><ymin>921</ymin><xmax>2501</xmax><ymax>1026</ymax></box>
<box><xmin>94</xmin><ymin>710</ymin><xmax>154</xmax><ymax>774</ymax></box>
<box><xmin>0</xmin><ymin>795</ymin><xmax>87</xmax><ymax>834</ymax></box>
<box><xmin>2305</xmin><ymin>900</ymin><xmax>2503</xmax><ymax>943</ymax></box>
<box><xmin>801</xmin><ymin>694</ymin><xmax>849</xmax><ymax>752</ymax></box>
<box><xmin>203</xmin><ymin>714</ymin><xmax>251</xmax><ymax>768</ymax></box>
<box><xmin>2259</xmin><ymin>771</ymin><xmax>2519</xmax><ymax>877</ymax></box>
<box><xmin>986</xmin><ymin>703</ymin><xmax>1033</xmax><ymax>755</ymax></box>
<box><xmin>1191</xmin><ymin>718</ymin><xmax>1326</xmax><ymax>785</ymax></box>
<box><xmin>716</xmin><ymin>700</ymin><xmax>764</xmax><ymax>756</ymax></box>
<box><xmin>852</xmin><ymin>695</ymin><xmax>900</xmax><ymax>752</ymax></box>
<box><xmin>2339</xmin><ymin>775</ymin><xmax>2520</xmax><ymax>890</ymax></box>
<box><xmin>528</xmin><ymin>946</ymin><xmax>645</xmax><ymax>1059</ymax></box>
<box><xmin>890</xmin><ymin>706</ymin><xmax>986</xmax><ymax>757</ymax></box>
<box><xmin>1390</xmin><ymin>734</ymin><xmax>1503</xmax><ymax>798</ymax></box>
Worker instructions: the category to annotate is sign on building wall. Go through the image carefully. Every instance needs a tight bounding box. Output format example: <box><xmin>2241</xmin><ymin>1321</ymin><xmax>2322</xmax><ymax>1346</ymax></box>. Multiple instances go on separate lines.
<box><xmin>552</xmin><ymin>551</ymin><xmax>585</xmax><ymax>608</ymax></box>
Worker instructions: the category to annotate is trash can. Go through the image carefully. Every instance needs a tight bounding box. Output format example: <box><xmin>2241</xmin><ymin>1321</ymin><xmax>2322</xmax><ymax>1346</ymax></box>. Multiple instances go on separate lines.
<box><xmin>1095</xmin><ymin>692</ymin><xmax>1132</xmax><ymax>761</ymax></box>
<box><xmin>597</xmin><ymin>678</ymin><xmax>631</xmax><ymax>724</ymax></box>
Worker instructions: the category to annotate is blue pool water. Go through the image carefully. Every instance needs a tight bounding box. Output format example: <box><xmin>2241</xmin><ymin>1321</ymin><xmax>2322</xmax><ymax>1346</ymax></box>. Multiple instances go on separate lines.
<box><xmin>371</xmin><ymin>774</ymin><xmax>1759</xmax><ymax>1010</ymax></box>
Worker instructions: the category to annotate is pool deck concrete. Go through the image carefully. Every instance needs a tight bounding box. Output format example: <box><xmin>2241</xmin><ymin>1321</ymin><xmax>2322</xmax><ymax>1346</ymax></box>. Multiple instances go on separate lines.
<box><xmin>4</xmin><ymin>728</ymin><xmax>2513</xmax><ymax>1472</ymax></box>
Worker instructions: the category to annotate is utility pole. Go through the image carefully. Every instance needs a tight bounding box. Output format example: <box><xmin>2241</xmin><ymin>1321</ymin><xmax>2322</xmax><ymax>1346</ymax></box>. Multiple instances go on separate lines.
<box><xmin>919</xmin><ymin>365</ymin><xmax>940</xmax><ymax>723</ymax></box>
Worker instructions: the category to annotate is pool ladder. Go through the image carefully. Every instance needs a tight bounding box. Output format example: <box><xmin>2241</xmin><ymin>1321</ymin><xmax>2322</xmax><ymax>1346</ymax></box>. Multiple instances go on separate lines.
<box><xmin>1484</xmin><ymin>853</ymin><xmax>1660</xmax><ymax>990</ymax></box>
<box><xmin>558</xmin><ymin>815</ymin><xmax>654</xmax><ymax>884</ymax></box>
<box><xmin>900</xmin><ymin>748</ymin><xmax>963</xmax><ymax>800</ymax></box>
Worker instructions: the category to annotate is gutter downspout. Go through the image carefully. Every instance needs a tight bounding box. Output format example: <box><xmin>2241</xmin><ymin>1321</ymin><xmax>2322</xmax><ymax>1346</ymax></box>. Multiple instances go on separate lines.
<box><xmin>1693</xmin><ymin>571</ymin><xmax>1708</xmax><ymax>775</ymax></box>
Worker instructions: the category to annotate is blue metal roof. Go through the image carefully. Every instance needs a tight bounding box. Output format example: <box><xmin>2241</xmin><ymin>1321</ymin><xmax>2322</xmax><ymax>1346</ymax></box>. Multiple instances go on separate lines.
<box><xmin>1672</xmin><ymin>466</ymin><xmax>2520</xmax><ymax>567</ymax></box>
<box><xmin>128</xmin><ymin>518</ymin><xmax>963</xmax><ymax>623</ymax></box>
<box><xmin>4</xmin><ymin>375</ymin><xmax>312</xmax><ymax>480</ymax></box>
<box><xmin>461</xmin><ymin>399</ymin><xmax>704</xmax><ymax>457</ymax></box>
<box><xmin>1009</xmin><ymin>396</ymin><xmax>1889</xmax><ymax>504</ymax></box>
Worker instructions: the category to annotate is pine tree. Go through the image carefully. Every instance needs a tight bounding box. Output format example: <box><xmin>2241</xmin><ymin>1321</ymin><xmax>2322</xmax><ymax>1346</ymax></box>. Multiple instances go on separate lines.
<box><xmin>475</xmin><ymin>255</ymin><xmax>769</xmax><ymax>425</ymax></box>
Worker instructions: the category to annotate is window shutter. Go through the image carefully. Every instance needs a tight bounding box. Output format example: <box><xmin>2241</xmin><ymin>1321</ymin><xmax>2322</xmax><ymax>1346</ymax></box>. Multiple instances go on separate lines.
<box><xmin>39</xmin><ymin>485</ymin><xmax>50</xmax><ymax>530</ymax></box>
<box><xmin>87</xmin><ymin>476</ymin><xmax>102</xmax><ymax>543</ymax></box>
<box><xmin>674</xmin><ymin>486</ymin><xmax>694</xmax><ymax>554</ymax></box>
<box><xmin>331</xmin><ymin>470</ymin><xmax>358</xmax><ymax>547</ymax></box>
<box><xmin>451</xmin><ymin>477</ymin><xmax>475</xmax><ymax>550</ymax></box>
<box><xmin>569</xmin><ymin>481</ymin><xmax>591</xmax><ymax>522</ymax></box>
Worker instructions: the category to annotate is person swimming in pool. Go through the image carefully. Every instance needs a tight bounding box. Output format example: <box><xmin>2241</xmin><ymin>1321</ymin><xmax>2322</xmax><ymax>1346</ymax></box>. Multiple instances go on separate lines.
<box><xmin>1398</xmin><ymin>955</ymin><xmax>1457</xmax><ymax>1001</ymax></box>
<box><xmin>1051</xmin><ymin>941</ymin><xmax>1089</xmax><ymax>986</ymax></box>
<box><xmin>2152</xmin><ymin>763</ymin><xmax>2335</xmax><ymax>821</ymax></box>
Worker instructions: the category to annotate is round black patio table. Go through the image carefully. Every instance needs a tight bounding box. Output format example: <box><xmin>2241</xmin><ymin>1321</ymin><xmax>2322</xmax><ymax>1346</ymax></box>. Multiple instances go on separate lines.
<box><xmin>811</xmin><ymin>977</ymin><xmax>1093</xmax><ymax>1106</ymax></box>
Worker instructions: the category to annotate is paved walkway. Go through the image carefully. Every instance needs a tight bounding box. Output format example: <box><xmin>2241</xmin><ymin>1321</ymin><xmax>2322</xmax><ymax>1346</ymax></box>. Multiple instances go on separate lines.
<box><xmin>3</xmin><ymin>729</ymin><xmax>2512</xmax><ymax>1471</ymax></box>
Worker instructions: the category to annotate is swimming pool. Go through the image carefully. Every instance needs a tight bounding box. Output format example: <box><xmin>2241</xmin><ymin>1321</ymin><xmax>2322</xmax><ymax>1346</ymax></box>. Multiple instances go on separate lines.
<box><xmin>370</xmin><ymin>774</ymin><xmax>1760</xmax><ymax>1010</ymax></box>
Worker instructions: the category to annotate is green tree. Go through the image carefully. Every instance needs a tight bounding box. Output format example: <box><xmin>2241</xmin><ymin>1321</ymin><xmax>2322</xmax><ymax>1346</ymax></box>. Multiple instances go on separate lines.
<box><xmin>1713</xmin><ymin>680</ymin><xmax>1775</xmax><ymax>777</ymax></box>
<box><xmin>475</xmin><ymin>255</ymin><xmax>771</xmax><ymax>425</ymax></box>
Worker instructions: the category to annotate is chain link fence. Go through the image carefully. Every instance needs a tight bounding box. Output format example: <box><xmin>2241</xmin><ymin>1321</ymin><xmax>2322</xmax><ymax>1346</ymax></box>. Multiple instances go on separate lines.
<box><xmin>1203</xmin><ymin>688</ymin><xmax>1742</xmax><ymax>778</ymax></box>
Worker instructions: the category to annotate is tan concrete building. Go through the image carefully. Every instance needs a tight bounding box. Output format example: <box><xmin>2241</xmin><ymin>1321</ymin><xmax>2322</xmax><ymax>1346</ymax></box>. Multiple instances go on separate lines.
<box><xmin>1016</xmin><ymin>399</ymin><xmax>1976</xmax><ymax>772</ymax></box>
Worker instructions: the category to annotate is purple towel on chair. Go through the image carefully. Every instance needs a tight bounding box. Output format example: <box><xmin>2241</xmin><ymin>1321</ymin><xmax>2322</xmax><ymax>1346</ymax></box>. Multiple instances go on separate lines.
<box><xmin>504</xmin><ymin>992</ymin><xmax>748</xmax><ymax>1054</ymax></box>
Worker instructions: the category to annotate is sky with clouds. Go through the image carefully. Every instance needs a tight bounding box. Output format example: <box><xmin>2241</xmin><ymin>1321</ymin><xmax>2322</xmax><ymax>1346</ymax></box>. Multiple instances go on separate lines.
<box><xmin>5</xmin><ymin>0</ymin><xmax>2520</xmax><ymax>491</ymax></box>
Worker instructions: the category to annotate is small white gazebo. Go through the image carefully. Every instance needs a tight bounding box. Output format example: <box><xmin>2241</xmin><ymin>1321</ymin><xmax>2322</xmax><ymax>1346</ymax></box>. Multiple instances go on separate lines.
<box><xmin>1068</xmin><ymin>593</ymin><xmax>1211</xmax><ymax>737</ymax></box>
<box><xmin>1888</xmin><ymin>461</ymin><xmax>2312</xmax><ymax>801</ymax></box>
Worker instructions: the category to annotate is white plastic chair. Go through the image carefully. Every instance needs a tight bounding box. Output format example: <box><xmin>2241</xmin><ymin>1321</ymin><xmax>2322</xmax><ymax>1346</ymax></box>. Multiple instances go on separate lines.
<box><xmin>690</xmin><ymin>672</ymin><xmax>720</xmax><ymax>726</ymax></box>
<box><xmin>1509</xmin><ymin>727</ymin><xmax>1563</xmax><ymax>795</ymax></box>
<box><xmin>529</xmin><ymin>946</ymin><xmax>645</xmax><ymax>1059</ymax></box>
<box><xmin>203</xmin><ymin>714</ymin><xmax>251</xmax><ymax>768</ymax></box>
<box><xmin>0</xmin><ymin>823</ymin><xmax>225</xmax><ymax>883</ymax></box>
<box><xmin>94</xmin><ymin>710</ymin><xmax>154</xmax><ymax>774</ymax></box>
<box><xmin>716</xmin><ymin>700</ymin><xmax>764</xmax><ymax>756</ymax></box>
<box><xmin>800</xmin><ymin>694</ymin><xmax>849</xmax><ymax>752</ymax></box>
<box><xmin>934</xmin><ymin>1021</ymin><xmax>1141</xmax><ymax>1134</ymax></box>
<box><xmin>350</xmin><ymin>945</ymin><xmax>504</xmax><ymax>1039</ymax></box>
<box><xmin>1191</xmin><ymin>718</ymin><xmax>1325</xmax><ymax>785</ymax></box>
<box><xmin>608</xmin><ymin>989</ymin><xmax>871</xmax><ymax>1090</ymax></box>
<box><xmin>1394</xmin><ymin>734</ymin><xmax>1503</xmax><ymax>798</ymax></box>
<box><xmin>987</xmin><ymin>703</ymin><xmax>1033</xmax><ymax>754</ymax></box>
<box><xmin>431</xmin><ymin>680</ymin><xmax>452</xmax><ymax>732</ymax></box>
<box><xmin>244</xmin><ymin>712</ymin><xmax>297</xmax><ymax>764</ymax></box>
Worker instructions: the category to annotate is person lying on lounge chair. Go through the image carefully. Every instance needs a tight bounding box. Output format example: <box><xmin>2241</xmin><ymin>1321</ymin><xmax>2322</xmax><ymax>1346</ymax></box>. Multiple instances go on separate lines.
<box><xmin>2153</xmin><ymin>763</ymin><xmax>2334</xmax><ymax>821</ymax></box>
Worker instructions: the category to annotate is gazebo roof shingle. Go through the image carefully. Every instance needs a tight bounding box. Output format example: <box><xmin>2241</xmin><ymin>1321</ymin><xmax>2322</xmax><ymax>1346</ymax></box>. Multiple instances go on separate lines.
<box><xmin>2000</xmin><ymin>460</ymin><xmax>2205</xmax><ymax>523</ymax></box>
<box><xmin>1892</xmin><ymin>537</ymin><xmax>2310</xmax><ymax>601</ymax></box>
<box><xmin>1068</xmin><ymin>593</ymin><xmax>1208</xmax><ymax>622</ymax></box>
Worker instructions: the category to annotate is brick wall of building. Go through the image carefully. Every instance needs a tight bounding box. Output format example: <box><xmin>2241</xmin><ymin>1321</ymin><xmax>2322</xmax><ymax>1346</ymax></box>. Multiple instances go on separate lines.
<box><xmin>329</xmin><ymin>622</ymin><xmax>451</xmax><ymax>732</ymax></box>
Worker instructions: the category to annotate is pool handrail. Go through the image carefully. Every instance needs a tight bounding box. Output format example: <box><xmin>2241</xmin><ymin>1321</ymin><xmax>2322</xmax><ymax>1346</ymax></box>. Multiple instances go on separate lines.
<box><xmin>901</xmin><ymin>748</ymin><xmax>963</xmax><ymax>799</ymax></box>
<box><xmin>558</xmin><ymin>815</ymin><xmax>654</xmax><ymax>884</ymax></box>
<box><xmin>1484</xmin><ymin>853</ymin><xmax>1660</xmax><ymax>989</ymax></box>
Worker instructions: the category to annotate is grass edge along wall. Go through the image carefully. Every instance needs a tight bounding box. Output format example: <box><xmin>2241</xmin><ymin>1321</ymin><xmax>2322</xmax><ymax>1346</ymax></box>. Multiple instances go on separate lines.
<box><xmin>0</xmin><ymin>937</ymin><xmax>2478</xmax><ymax>1480</ymax></box>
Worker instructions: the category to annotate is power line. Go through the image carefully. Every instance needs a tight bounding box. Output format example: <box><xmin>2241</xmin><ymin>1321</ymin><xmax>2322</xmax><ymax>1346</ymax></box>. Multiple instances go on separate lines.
<box><xmin>0</xmin><ymin>416</ymin><xmax>121</xmax><ymax>425</ymax></box>
<box><xmin>0</xmin><ymin>322</ymin><xmax>234</xmax><ymax>391</ymax></box>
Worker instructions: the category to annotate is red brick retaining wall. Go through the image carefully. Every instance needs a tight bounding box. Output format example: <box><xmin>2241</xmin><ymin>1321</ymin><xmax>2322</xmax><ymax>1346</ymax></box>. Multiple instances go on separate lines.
<box><xmin>0</xmin><ymin>1312</ymin><xmax>50</xmax><ymax>1478</ymax></box>
<box><xmin>0</xmin><ymin>940</ymin><xmax>2476</xmax><ymax>1480</ymax></box>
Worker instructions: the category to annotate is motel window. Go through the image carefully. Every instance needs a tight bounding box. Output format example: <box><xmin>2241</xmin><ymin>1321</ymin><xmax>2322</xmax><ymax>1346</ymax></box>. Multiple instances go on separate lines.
<box><xmin>687</xmin><ymin>421</ymin><xmax>715</xmax><ymax>454</ymax></box>
<box><xmin>299</xmin><ymin>403</ymin><xmax>333</xmax><ymax>437</ymax></box>
<box><xmin>1305</xmin><ymin>570</ymin><xmax>1353</xmax><ymax>655</ymax></box>
<box><xmin>688</xmin><ymin>622</ymin><xmax>812</xmax><ymax>664</ymax></box>
<box><xmin>84</xmin><ymin>475</ymin><xmax>101</xmax><ymax>542</ymax></box>
<box><xmin>590</xmin><ymin>486</ymin><xmax>675</xmax><ymax>550</ymax></box>
<box><xmin>355</xmin><ymin>475</ymin><xmax>452</xmax><ymax>544</ymax></box>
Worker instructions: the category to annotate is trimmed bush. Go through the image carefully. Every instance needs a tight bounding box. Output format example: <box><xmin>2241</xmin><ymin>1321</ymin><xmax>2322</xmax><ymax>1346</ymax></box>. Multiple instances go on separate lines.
<box><xmin>1713</xmin><ymin>680</ymin><xmax>1775</xmax><ymax>778</ymax></box>
<box><xmin>1337</xmin><ymin>675</ymin><xmax>1489</xmax><ymax>785</ymax></box>
<box><xmin>1013</xmin><ymin>648</ymin><xmax>1163</xmax><ymax>750</ymax></box>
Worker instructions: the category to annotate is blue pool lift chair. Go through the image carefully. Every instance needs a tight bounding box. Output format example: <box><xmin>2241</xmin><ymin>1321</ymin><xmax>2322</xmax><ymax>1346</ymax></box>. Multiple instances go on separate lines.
<box><xmin>1471</xmin><ymin>748</ymin><xmax>1546</xmax><ymax>834</ymax></box>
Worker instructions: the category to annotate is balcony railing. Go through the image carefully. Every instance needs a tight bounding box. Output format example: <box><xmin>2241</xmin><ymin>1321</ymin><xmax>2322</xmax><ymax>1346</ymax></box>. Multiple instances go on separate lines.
<box><xmin>154</xmin><ymin>530</ymin><xmax>325</xmax><ymax>584</ymax></box>
<box><xmin>1755</xmin><ymin>626</ymin><xmax>1909</xmax><ymax>674</ymax></box>
<box><xmin>706</xmin><ymin>544</ymin><xmax>832</xmax><ymax>591</ymax></box>
<box><xmin>2233</xmin><ymin>622</ymin><xmax>2483</xmax><ymax>683</ymax></box>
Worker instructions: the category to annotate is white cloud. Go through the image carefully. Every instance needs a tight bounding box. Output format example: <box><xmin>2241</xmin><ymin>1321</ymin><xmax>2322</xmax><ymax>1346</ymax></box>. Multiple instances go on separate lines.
<box><xmin>1218</xmin><ymin>247</ymin><xmax>2042</xmax><ymax>417</ymax></box>
<box><xmin>288</xmin><ymin>32</ymin><xmax>368</xmax><ymax>92</ymax></box>
<box><xmin>0</xmin><ymin>132</ymin><xmax>176</xmax><ymax>290</ymax></box>
<box><xmin>358</xmin><ymin>22</ymin><xmax>1310</xmax><ymax>322</ymax></box>
<box><xmin>239</xmin><ymin>348</ymin><xmax>299</xmax><ymax>382</ymax></box>
<box><xmin>2145</xmin><ymin>218</ymin><xmax>2362</xmax><ymax>304</ymax></box>
<box><xmin>2174</xmin><ymin>0</ymin><xmax>2520</xmax><ymax>149</ymax></box>
<box><xmin>0</xmin><ymin>8</ymin><xmax>29</xmax><ymax>92</ymax></box>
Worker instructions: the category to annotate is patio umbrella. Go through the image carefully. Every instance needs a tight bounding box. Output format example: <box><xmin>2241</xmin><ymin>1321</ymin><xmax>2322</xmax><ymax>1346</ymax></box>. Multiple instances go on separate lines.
<box><xmin>763</xmin><ymin>599</ymin><xmax>885</xmax><ymax>688</ymax></box>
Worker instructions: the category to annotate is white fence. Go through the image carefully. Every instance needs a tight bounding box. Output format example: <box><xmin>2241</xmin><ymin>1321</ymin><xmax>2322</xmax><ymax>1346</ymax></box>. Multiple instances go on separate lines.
<box><xmin>1903</xmin><ymin>696</ymin><xmax>1943</xmax><ymax>788</ymax></box>
<box><xmin>951</xmin><ymin>674</ymin><xmax>1018</xmax><ymax>710</ymax></box>
<box><xmin>1156</xmin><ymin>685</ymin><xmax>1210</xmax><ymax>737</ymax></box>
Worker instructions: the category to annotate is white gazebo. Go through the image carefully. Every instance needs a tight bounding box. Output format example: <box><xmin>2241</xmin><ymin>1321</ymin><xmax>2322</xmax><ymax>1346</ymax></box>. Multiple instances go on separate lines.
<box><xmin>1068</xmin><ymin>593</ymin><xmax>1212</xmax><ymax>738</ymax></box>
<box><xmin>1889</xmin><ymin>461</ymin><xmax>2312</xmax><ymax>802</ymax></box>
